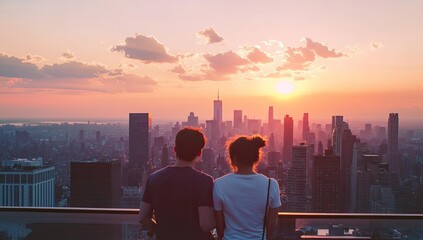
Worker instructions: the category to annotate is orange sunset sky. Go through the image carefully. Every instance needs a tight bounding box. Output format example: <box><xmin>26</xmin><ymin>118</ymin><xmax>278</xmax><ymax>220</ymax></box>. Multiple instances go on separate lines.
<box><xmin>1</xmin><ymin>0</ymin><xmax>422</xmax><ymax>122</ymax></box>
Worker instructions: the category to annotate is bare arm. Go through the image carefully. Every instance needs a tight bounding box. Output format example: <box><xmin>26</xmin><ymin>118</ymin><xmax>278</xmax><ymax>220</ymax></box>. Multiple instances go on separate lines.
<box><xmin>139</xmin><ymin>201</ymin><xmax>155</xmax><ymax>232</ymax></box>
<box><xmin>266</xmin><ymin>207</ymin><xmax>278</xmax><ymax>240</ymax></box>
<box><xmin>198</xmin><ymin>206</ymin><xmax>216</xmax><ymax>232</ymax></box>
<box><xmin>215</xmin><ymin>210</ymin><xmax>225</xmax><ymax>240</ymax></box>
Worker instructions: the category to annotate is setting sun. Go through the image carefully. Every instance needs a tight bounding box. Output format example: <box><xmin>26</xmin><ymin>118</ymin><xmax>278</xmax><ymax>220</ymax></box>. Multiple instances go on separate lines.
<box><xmin>275</xmin><ymin>81</ymin><xmax>294</xmax><ymax>95</ymax></box>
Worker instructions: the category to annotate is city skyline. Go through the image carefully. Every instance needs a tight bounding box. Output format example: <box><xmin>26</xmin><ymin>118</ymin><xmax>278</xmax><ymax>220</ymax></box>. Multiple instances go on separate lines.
<box><xmin>1</xmin><ymin>1</ymin><xmax>423</xmax><ymax>121</ymax></box>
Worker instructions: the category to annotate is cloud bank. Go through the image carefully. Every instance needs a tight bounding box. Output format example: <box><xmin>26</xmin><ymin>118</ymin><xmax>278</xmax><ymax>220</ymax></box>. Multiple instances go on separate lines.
<box><xmin>0</xmin><ymin>53</ymin><xmax>156</xmax><ymax>93</ymax></box>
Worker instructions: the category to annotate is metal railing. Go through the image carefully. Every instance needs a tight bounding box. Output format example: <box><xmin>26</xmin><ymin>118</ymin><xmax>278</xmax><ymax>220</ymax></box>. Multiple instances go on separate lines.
<box><xmin>1</xmin><ymin>207</ymin><xmax>422</xmax><ymax>239</ymax></box>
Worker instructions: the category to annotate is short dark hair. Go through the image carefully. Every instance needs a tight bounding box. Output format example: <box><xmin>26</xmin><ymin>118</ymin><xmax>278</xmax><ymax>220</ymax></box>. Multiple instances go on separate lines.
<box><xmin>227</xmin><ymin>135</ymin><xmax>266</xmax><ymax>171</ymax></box>
<box><xmin>175</xmin><ymin>127</ymin><xmax>206</xmax><ymax>162</ymax></box>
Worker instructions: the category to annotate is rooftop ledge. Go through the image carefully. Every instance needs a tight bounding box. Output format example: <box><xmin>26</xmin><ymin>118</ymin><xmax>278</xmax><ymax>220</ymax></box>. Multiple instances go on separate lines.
<box><xmin>1</xmin><ymin>206</ymin><xmax>422</xmax><ymax>219</ymax></box>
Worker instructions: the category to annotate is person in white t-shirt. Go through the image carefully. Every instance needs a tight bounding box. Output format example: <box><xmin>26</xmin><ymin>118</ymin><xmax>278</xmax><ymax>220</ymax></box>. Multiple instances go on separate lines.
<box><xmin>213</xmin><ymin>135</ymin><xmax>282</xmax><ymax>240</ymax></box>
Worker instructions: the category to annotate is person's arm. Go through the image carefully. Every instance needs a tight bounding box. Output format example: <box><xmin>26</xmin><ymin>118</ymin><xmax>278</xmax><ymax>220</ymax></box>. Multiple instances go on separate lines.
<box><xmin>198</xmin><ymin>206</ymin><xmax>216</xmax><ymax>231</ymax></box>
<box><xmin>215</xmin><ymin>210</ymin><xmax>225</xmax><ymax>240</ymax></box>
<box><xmin>266</xmin><ymin>207</ymin><xmax>278</xmax><ymax>240</ymax></box>
<box><xmin>139</xmin><ymin>201</ymin><xmax>156</xmax><ymax>232</ymax></box>
<box><xmin>198</xmin><ymin>177</ymin><xmax>216</xmax><ymax>232</ymax></box>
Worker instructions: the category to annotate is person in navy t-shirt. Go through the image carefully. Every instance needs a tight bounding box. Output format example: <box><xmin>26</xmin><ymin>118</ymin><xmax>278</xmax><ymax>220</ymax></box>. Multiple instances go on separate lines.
<box><xmin>139</xmin><ymin>127</ymin><xmax>215</xmax><ymax>240</ymax></box>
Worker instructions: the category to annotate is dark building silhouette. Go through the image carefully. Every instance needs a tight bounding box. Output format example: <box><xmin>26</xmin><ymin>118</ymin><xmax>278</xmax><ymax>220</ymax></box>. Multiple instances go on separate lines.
<box><xmin>70</xmin><ymin>158</ymin><xmax>121</xmax><ymax>208</ymax></box>
<box><xmin>287</xmin><ymin>143</ymin><xmax>307</xmax><ymax>212</ymax></box>
<box><xmin>341</xmin><ymin>128</ymin><xmax>358</xmax><ymax>212</ymax></box>
<box><xmin>79</xmin><ymin>129</ymin><xmax>85</xmax><ymax>142</ymax></box>
<box><xmin>388</xmin><ymin>113</ymin><xmax>399</xmax><ymax>175</ymax></box>
<box><xmin>161</xmin><ymin>144</ymin><xmax>169</xmax><ymax>168</ymax></box>
<box><xmin>302</xmin><ymin>113</ymin><xmax>310</xmax><ymax>141</ymax></box>
<box><xmin>313</xmin><ymin>149</ymin><xmax>342</xmax><ymax>212</ymax></box>
<box><xmin>268</xmin><ymin>106</ymin><xmax>274</xmax><ymax>134</ymax></box>
<box><xmin>331</xmin><ymin>115</ymin><xmax>344</xmax><ymax>155</ymax></box>
<box><xmin>283</xmin><ymin>115</ymin><xmax>294</xmax><ymax>164</ymax></box>
<box><xmin>214</xmin><ymin>92</ymin><xmax>223</xmax><ymax>137</ymax></box>
<box><xmin>96</xmin><ymin>131</ymin><xmax>101</xmax><ymax>143</ymax></box>
<box><xmin>233</xmin><ymin>110</ymin><xmax>243</xmax><ymax>129</ymax></box>
<box><xmin>183</xmin><ymin>112</ymin><xmax>199</xmax><ymax>127</ymax></box>
<box><xmin>129</xmin><ymin>113</ymin><xmax>150</xmax><ymax>169</ymax></box>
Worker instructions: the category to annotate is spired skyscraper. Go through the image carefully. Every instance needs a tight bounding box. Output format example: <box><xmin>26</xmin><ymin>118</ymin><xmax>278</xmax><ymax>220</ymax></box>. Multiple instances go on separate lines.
<box><xmin>128</xmin><ymin>113</ymin><xmax>150</xmax><ymax>186</ymax></box>
<box><xmin>387</xmin><ymin>113</ymin><xmax>399</xmax><ymax>175</ymax></box>
<box><xmin>214</xmin><ymin>91</ymin><xmax>223</xmax><ymax>136</ymax></box>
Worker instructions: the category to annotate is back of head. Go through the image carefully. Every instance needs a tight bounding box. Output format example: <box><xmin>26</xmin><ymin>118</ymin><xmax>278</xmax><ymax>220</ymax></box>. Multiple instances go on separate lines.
<box><xmin>227</xmin><ymin>135</ymin><xmax>266</xmax><ymax>171</ymax></box>
<box><xmin>175</xmin><ymin>127</ymin><xmax>206</xmax><ymax>162</ymax></box>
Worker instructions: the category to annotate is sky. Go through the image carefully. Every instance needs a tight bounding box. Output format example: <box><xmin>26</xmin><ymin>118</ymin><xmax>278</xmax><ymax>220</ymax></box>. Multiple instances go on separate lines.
<box><xmin>1</xmin><ymin>0</ymin><xmax>423</xmax><ymax>123</ymax></box>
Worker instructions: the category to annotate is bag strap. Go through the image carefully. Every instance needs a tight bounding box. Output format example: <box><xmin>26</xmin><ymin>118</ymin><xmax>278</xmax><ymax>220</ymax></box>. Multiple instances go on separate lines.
<box><xmin>262</xmin><ymin>178</ymin><xmax>271</xmax><ymax>240</ymax></box>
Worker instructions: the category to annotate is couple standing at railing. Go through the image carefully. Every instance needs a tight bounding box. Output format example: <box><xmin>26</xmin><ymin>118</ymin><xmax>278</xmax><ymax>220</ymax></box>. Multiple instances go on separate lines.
<box><xmin>139</xmin><ymin>127</ymin><xmax>282</xmax><ymax>240</ymax></box>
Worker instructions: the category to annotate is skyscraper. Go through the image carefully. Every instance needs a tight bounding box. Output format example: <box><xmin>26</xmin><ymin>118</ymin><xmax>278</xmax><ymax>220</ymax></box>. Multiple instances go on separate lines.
<box><xmin>283</xmin><ymin>115</ymin><xmax>294</xmax><ymax>164</ymax></box>
<box><xmin>0</xmin><ymin>158</ymin><xmax>55</xmax><ymax>207</ymax></box>
<box><xmin>287</xmin><ymin>143</ymin><xmax>307</xmax><ymax>212</ymax></box>
<box><xmin>302</xmin><ymin>113</ymin><xmax>310</xmax><ymax>141</ymax></box>
<box><xmin>70</xmin><ymin>158</ymin><xmax>121</xmax><ymax>208</ymax></box>
<box><xmin>213</xmin><ymin>92</ymin><xmax>223</xmax><ymax>136</ymax></box>
<box><xmin>331</xmin><ymin>115</ymin><xmax>344</xmax><ymax>155</ymax></box>
<box><xmin>233</xmin><ymin>110</ymin><xmax>243</xmax><ymax>129</ymax></box>
<box><xmin>388</xmin><ymin>113</ymin><xmax>399</xmax><ymax>175</ymax></box>
<box><xmin>313</xmin><ymin>150</ymin><xmax>342</xmax><ymax>212</ymax></box>
<box><xmin>341</xmin><ymin>128</ymin><xmax>358</xmax><ymax>211</ymax></box>
<box><xmin>185</xmin><ymin>112</ymin><xmax>199</xmax><ymax>127</ymax></box>
<box><xmin>129</xmin><ymin>113</ymin><xmax>150</xmax><ymax>169</ymax></box>
<box><xmin>268</xmin><ymin>106</ymin><xmax>274</xmax><ymax>134</ymax></box>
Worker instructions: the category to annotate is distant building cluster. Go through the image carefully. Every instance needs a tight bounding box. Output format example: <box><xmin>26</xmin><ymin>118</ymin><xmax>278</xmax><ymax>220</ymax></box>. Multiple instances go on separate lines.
<box><xmin>1</xmin><ymin>96</ymin><xmax>423</xmax><ymax>215</ymax></box>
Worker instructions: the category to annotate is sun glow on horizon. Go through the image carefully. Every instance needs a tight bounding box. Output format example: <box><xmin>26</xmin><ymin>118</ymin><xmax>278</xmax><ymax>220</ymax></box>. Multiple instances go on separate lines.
<box><xmin>275</xmin><ymin>80</ymin><xmax>294</xmax><ymax>95</ymax></box>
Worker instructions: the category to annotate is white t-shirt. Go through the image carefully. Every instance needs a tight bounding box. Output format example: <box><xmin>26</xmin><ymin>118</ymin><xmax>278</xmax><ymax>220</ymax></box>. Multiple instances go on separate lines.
<box><xmin>213</xmin><ymin>173</ymin><xmax>281</xmax><ymax>240</ymax></box>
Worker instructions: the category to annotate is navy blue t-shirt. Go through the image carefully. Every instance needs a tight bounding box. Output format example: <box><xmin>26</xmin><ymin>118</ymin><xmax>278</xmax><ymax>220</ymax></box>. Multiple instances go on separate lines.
<box><xmin>142</xmin><ymin>166</ymin><xmax>214</xmax><ymax>240</ymax></box>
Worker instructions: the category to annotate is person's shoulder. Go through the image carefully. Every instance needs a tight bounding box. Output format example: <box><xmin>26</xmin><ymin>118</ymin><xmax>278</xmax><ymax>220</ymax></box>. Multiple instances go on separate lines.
<box><xmin>214</xmin><ymin>173</ymin><xmax>234</xmax><ymax>183</ymax></box>
<box><xmin>190</xmin><ymin>168</ymin><xmax>214</xmax><ymax>181</ymax></box>
<box><xmin>148</xmin><ymin>166</ymin><xmax>170</xmax><ymax>179</ymax></box>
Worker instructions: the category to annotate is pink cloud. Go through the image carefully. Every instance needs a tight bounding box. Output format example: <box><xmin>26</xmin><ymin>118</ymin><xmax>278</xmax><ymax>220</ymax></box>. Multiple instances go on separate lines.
<box><xmin>204</xmin><ymin>51</ymin><xmax>249</xmax><ymax>75</ymax></box>
<box><xmin>0</xmin><ymin>52</ymin><xmax>156</xmax><ymax>93</ymax></box>
<box><xmin>111</xmin><ymin>34</ymin><xmax>177</xmax><ymax>63</ymax></box>
<box><xmin>305</xmin><ymin>38</ymin><xmax>343</xmax><ymax>58</ymax></box>
<box><xmin>197</xmin><ymin>27</ymin><xmax>224</xmax><ymax>44</ymax></box>
<box><xmin>246</xmin><ymin>47</ymin><xmax>273</xmax><ymax>63</ymax></box>
<box><xmin>278</xmin><ymin>38</ymin><xmax>344</xmax><ymax>71</ymax></box>
<box><xmin>170</xmin><ymin>65</ymin><xmax>186</xmax><ymax>74</ymax></box>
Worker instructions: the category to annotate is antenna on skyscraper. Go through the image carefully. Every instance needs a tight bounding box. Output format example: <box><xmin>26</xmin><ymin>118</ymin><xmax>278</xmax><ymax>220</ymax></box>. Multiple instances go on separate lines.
<box><xmin>217</xmin><ymin>89</ymin><xmax>220</xmax><ymax>100</ymax></box>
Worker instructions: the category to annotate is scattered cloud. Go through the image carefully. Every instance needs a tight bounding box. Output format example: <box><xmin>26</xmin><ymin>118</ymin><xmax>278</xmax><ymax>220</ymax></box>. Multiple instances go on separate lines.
<box><xmin>111</xmin><ymin>34</ymin><xmax>177</xmax><ymax>63</ymax></box>
<box><xmin>0</xmin><ymin>53</ymin><xmax>44</xmax><ymax>79</ymax></box>
<box><xmin>41</xmin><ymin>61</ymin><xmax>109</xmax><ymax>78</ymax></box>
<box><xmin>197</xmin><ymin>27</ymin><xmax>224</xmax><ymax>44</ymax></box>
<box><xmin>305</xmin><ymin>38</ymin><xmax>343</xmax><ymax>58</ymax></box>
<box><xmin>170</xmin><ymin>65</ymin><xmax>186</xmax><ymax>74</ymax></box>
<box><xmin>370</xmin><ymin>41</ymin><xmax>383</xmax><ymax>50</ymax></box>
<box><xmin>240</xmin><ymin>65</ymin><xmax>260</xmax><ymax>72</ymax></box>
<box><xmin>62</xmin><ymin>50</ymin><xmax>75</xmax><ymax>59</ymax></box>
<box><xmin>278</xmin><ymin>37</ymin><xmax>345</xmax><ymax>71</ymax></box>
<box><xmin>246</xmin><ymin>47</ymin><xmax>273</xmax><ymax>63</ymax></box>
<box><xmin>262</xmin><ymin>72</ymin><xmax>291</xmax><ymax>78</ymax></box>
<box><xmin>0</xmin><ymin>53</ymin><xmax>156</xmax><ymax>93</ymax></box>
<box><xmin>204</xmin><ymin>51</ymin><xmax>249</xmax><ymax>75</ymax></box>
<box><xmin>25</xmin><ymin>54</ymin><xmax>45</xmax><ymax>63</ymax></box>
<box><xmin>294</xmin><ymin>76</ymin><xmax>305</xmax><ymax>81</ymax></box>
<box><xmin>262</xmin><ymin>39</ymin><xmax>284</xmax><ymax>49</ymax></box>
